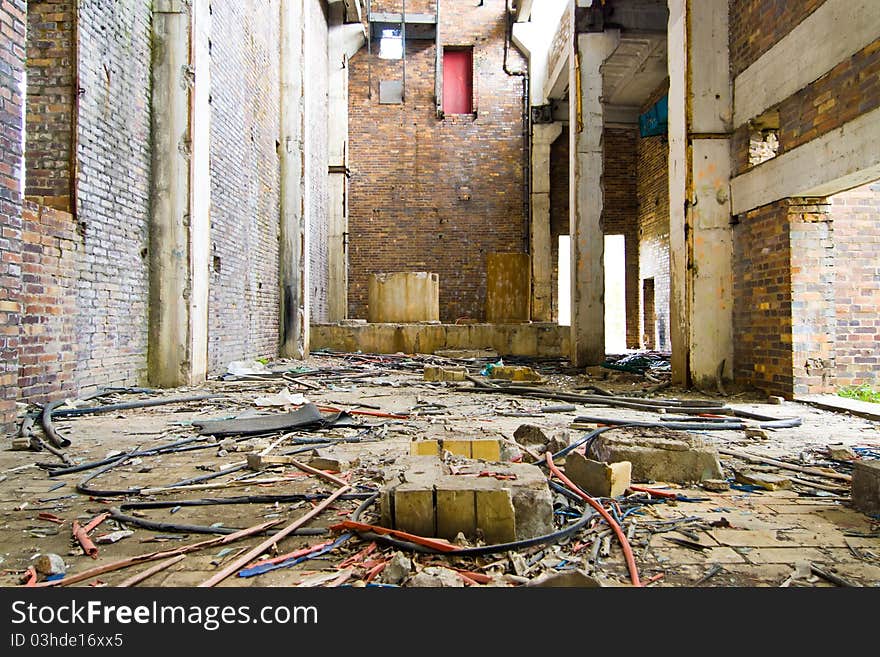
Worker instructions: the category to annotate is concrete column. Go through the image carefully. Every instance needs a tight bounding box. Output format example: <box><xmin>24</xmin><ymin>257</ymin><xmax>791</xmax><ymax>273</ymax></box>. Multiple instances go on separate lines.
<box><xmin>668</xmin><ymin>0</ymin><xmax>734</xmax><ymax>388</ymax></box>
<box><xmin>148</xmin><ymin>0</ymin><xmax>209</xmax><ymax>387</ymax></box>
<box><xmin>327</xmin><ymin>4</ymin><xmax>365</xmax><ymax>321</ymax></box>
<box><xmin>530</xmin><ymin>122</ymin><xmax>562</xmax><ymax>322</ymax></box>
<box><xmin>280</xmin><ymin>0</ymin><xmax>308</xmax><ymax>358</ymax></box>
<box><xmin>569</xmin><ymin>30</ymin><xmax>619</xmax><ymax>366</ymax></box>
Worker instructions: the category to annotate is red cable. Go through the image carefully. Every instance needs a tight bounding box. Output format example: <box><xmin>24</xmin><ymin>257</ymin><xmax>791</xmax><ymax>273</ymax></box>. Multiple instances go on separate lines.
<box><xmin>545</xmin><ymin>453</ymin><xmax>643</xmax><ymax>587</ymax></box>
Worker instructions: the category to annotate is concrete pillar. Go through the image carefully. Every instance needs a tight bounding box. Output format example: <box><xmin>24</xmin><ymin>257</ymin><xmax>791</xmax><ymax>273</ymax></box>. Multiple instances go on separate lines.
<box><xmin>148</xmin><ymin>0</ymin><xmax>210</xmax><ymax>387</ymax></box>
<box><xmin>569</xmin><ymin>30</ymin><xmax>619</xmax><ymax>366</ymax></box>
<box><xmin>667</xmin><ymin>0</ymin><xmax>734</xmax><ymax>388</ymax></box>
<box><xmin>327</xmin><ymin>5</ymin><xmax>365</xmax><ymax>321</ymax></box>
<box><xmin>530</xmin><ymin>122</ymin><xmax>563</xmax><ymax>322</ymax></box>
<box><xmin>280</xmin><ymin>0</ymin><xmax>308</xmax><ymax>358</ymax></box>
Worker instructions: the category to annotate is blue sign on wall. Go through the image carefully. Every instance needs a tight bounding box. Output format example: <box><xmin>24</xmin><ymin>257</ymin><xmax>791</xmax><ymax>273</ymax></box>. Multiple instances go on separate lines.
<box><xmin>639</xmin><ymin>94</ymin><xmax>668</xmax><ymax>138</ymax></box>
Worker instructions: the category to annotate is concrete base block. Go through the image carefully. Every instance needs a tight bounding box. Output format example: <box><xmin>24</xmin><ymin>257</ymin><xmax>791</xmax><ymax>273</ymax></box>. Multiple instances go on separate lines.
<box><xmin>489</xmin><ymin>365</ymin><xmax>544</xmax><ymax>382</ymax></box>
<box><xmin>423</xmin><ymin>366</ymin><xmax>467</xmax><ymax>382</ymax></box>
<box><xmin>565</xmin><ymin>453</ymin><xmax>631</xmax><ymax>497</ymax></box>
<box><xmin>587</xmin><ymin>427</ymin><xmax>724</xmax><ymax>483</ymax></box>
<box><xmin>380</xmin><ymin>456</ymin><xmax>553</xmax><ymax>541</ymax></box>
<box><xmin>852</xmin><ymin>459</ymin><xmax>880</xmax><ymax>516</ymax></box>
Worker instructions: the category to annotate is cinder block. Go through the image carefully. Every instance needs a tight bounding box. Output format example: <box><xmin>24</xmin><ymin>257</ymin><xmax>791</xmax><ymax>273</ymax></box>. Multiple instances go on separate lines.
<box><xmin>441</xmin><ymin>440</ymin><xmax>473</xmax><ymax>458</ymax></box>
<box><xmin>394</xmin><ymin>484</ymin><xmax>435</xmax><ymax>537</ymax></box>
<box><xmin>411</xmin><ymin>439</ymin><xmax>440</xmax><ymax>456</ymax></box>
<box><xmin>565</xmin><ymin>452</ymin><xmax>631</xmax><ymax>497</ymax></box>
<box><xmin>852</xmin><ymin>459</ymin><xmax>880</xmax><ymax>516</ymax></box>
<box><xmin>435</xmin><ymin>481</ymin><xmax>476</xmax><ymax>539</ymax></box>
<box><xmin>476</xmin><ymin>487</ymin><xmax>516</xmax><ymax>544</ymax></box>
<box><xmin>470</xmin><ymin>439</ymin><xmax>502</xmax><ymax>462</ymax></box>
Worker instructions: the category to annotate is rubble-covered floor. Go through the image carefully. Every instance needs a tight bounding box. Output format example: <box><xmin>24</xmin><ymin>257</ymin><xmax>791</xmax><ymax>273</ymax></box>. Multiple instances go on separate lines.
<box><xmin>1</xmin><ymin>352</ymin><xmax>878</xmax><ymax>588</ymax></box>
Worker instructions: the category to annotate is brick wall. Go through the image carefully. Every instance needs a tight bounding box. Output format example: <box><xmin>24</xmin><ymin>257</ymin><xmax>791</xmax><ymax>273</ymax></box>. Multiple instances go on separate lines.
<box><xmin>789</xmin><ymin>199</ymin><xmax>835</xmax><ymax>395</ymax></box>
<box><xmin>732</xmin><ymin>200</ymin><xmax>794</xmax><ymax>396</ymax></box>
<box><xmin>637</xmin><ymin>132</ymin><xmax>670</xmax><ymax>351</ymax></box>
<box><xmin>25</xmin><ymin>1</ymin><xmax>74</xmax><ymax>211</ymax></box>
<box><xmin>729</xmin><ymin>0</ymin><xmax>828</xmax><ymax>78</ymax></box>
<box><xmin>208</xmin><ymin>0</ymin><xmax>281</xmax><ymax>372</ymax></box>
<box><xmin>831</xmin><ymin>182</ymin><xmax>880</xmax><ymax>388</ymax></box>
<box><xmin>74</xmin><ymin>0</ymin><xmax>151</xmax><ymax>390</ymax></box>
<box><xmin>308</xmin><ymin>0</ymin><xmax>330</xmax><ymax>323</ymax></box>
<box><xmin>603</xmin><ymin>128</ymin><xmax>639</xmax><ymax>348</ymax></box>
<box><xmin>0</xmin><ymin>0</ymin><xmax>26</xmax><ymax>434</ymax></box>
<box><xmin>347</xmin><ymin>0</ymin><xmax>527</xmax><ymax>322</ymax></box>
<box><xmin>549</xmin><ymin>126</ymin><xmax>568</xmax><ymax>322</ymax></box>
<box><xmin>18</xmin><ymin>200</ymin><xmax>78</xmax><ymax>403</ymax></box>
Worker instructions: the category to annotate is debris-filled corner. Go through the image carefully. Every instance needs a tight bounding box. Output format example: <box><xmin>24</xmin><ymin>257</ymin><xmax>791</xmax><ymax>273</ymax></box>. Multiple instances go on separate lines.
<box><xmin>2</xmin><ymin>351</ymin><xmax>879</xmax><ymax>589</ymax></box>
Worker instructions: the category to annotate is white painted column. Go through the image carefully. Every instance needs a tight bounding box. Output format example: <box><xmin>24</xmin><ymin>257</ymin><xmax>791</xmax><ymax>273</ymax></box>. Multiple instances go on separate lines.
<box><xmin>569</xmin><ymin>30</ymin><xmax>619</xmax><ymax>366</ymax></box>
<box><xmin>531</xmin><ymin>122</ymin><xmax>562</xmax><ymax>322</ymax></box>
<box><xmin>280</xmin><ymin>0</ymin><xmax>308</xmax><ymax>358</ymax></box>
<box><xmin>327</xmin><ymin>5</ymin><xmax>365</xmax><ymax>321</ymax></box>
<box><xmin>667</xmin><ymin>0</ymin><xmax>734</xmax><ymax>388</ymax></box>
<box><xmin>148</xmin><ymin>0</ymin><xmax>209</xmax><ymax>387</ymax></box>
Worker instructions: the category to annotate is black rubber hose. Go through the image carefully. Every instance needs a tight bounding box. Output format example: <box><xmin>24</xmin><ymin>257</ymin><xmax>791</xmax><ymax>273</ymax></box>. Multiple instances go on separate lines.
<box><xmin>50</xmin><ymin>393</ymin><xmax>219</xmax><ymax>418</ymax></box>
<box><xmin>346</xmin><ymin>493</ymin><xmax>598</xmax><ymax>557</ymax></box>
<box><xmin>119</xmin><ymin>491</ymin><xmax>377</xmax><ymax>511</ymax></box>
<box><xmin>573</xmin><ymin>415</ymin><xmax>802</xmax><ymax>430</ymax></box>
<box><xmin>107</xmin><ymin>508</ymin><xmax>328</xmax><ymax>537</ymax></box>
<box><xmin>47</xmin><ymin>436</ymin><xmax>206</xmax><ymax>477</ymax></box>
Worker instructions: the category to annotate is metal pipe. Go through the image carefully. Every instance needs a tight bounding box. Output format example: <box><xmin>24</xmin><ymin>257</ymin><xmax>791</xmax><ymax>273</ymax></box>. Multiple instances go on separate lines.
<box><xmin>401</xmin><ymin>0</ymin><xmax>406</xmax><ymax>102</ymax></box>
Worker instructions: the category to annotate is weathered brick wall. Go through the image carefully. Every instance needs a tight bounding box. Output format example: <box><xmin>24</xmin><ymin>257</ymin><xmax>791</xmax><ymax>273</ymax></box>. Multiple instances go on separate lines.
<box><xmin>308</xmin><ymin>0</ymin><xmax>330</xmax><ymax>323</ymax></box>
<box><xmin>25</xmin><ymin>1</ymin><xmax>74</xmax><ymax>211</ymax></box>
<box><xmin>75</xmin><ymin>0</ymin><xmax>151</xmax><ymax>390</ymax></box>
<box><xmin>348</xmin><ymin>0</ymin><xmax>527</xmax><ymax>322</ymax></box>
<box><xmin>603</xmin><ymin>128</ymin><xmax>639</xmax><ymax>348</ymax></box>
<box><xmin>637</xmin><ymin>132</ymin><xmax>670</xmax><ymax>351</ymax></box>
<box><xmin>788</xmin><ymin>199</ymin><xmax>835</xmax><ymax>395</ymax></box>
<box><xmin>549</xmin><ymin>126</ymin><xmax>568</xmax><ymax>323</ymax></box>
<box><xmin>18</xmin><ymin>200</ymin><xmax>78</xmax><ymax>403</ymax></box>
<box><xmin>831</xmin><ymin>182</ymin><xmax>880</xmax><ymax>388</ymax></box>
<box><xmin>0</xmin><ymin>0</ymin><xmax>26</xmax><ymax>434</ymax></box>
<box><xmin>729</xmin><ymin>0</ymin><xmax>828</xmax><ymax>77</ymax></box>
<box><xmin>732</xmin><ymin>200</ymin><xmax>794</xmax><ymax>396</ymax></box>
<box><xmin>208</xmin><ymin>0</ymin><xmax>281</xmax><ymax>372</ymax></box>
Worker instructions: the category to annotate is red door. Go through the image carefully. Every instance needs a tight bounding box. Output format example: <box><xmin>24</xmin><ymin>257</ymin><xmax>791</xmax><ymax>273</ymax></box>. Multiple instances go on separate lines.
<box><xmin>443</xmin><ymin>49</ymin><xmax>473</xmax><ymax>115</ymax></box>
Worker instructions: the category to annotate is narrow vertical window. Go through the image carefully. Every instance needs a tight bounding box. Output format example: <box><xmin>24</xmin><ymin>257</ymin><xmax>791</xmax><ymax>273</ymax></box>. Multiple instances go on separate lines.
<box><xmin>442</xmin><ymin>48</ymin><xmax>473</xmax><ymax>115</ymax></box>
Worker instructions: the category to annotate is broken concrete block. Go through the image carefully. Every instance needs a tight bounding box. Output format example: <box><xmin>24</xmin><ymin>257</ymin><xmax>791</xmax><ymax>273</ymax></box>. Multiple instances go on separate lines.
<box><xmin>423</xmin><ymin>365</ymin><xmax>467</xmax><ymax>382</ymax></box>
<box><xmin>394</xmin><ymin>483</ymin><xmax>435</xmax><ymax>537</ymax></box>
<box><xmin>744</xmin><ymin>428</ymin><xmax>769</xmax><ymax>441</ymax></box>
<box><xmin>564</xmin><ymin>452</ymin><xmax>631</xmax><ymax>497</ymax></box>
<box><xmin>734</xmin><ymin>470</ymin><xmax>791</xmax><ymax>491</ymax></box>
<box><xmin>435</xmin><ymin>480</ymin><xmax>476</xmax><ymax>539</ymax></box>
<box><xmin>546</xmin><ymin>431</ymin><xmax>570</xmax><ymax>455</ymax></box>
<box><xmin>475</xmin><ymin>487</ymin><xmax>516</xmax><ymax>544</ymax></box>
<box><xmin>514</xmin><ymin>424</ymin><xmax>549</xmax><ymax>446</ymax></box>
<box><xmin>380</xmin><ymin>456</ymin><xmax>553</xmax><ymax>542</ymax></box>
<box><xmin>852</xmin><ymin>459</ymin><xmax>880</xmax><ymax>516</ymax></box>
<box><xmin>768</xmin><ymin>395</ymin><xmax>785</xmax><ymax>404</ymax></box>
<box><xmin>308</xmin><ymin>450</ymin><xmax>351</xmax><ymax>472</ymax></box>
<box><xmin>527</xmin><ymin>569</ymin><xmax>607</xmax><ymax>587</ymax></box>
<box><xmin>701</xmin><ymin>479</ymin><xmax>730</xmax><ymax>492</ymax></box>
<box><xmin>410</xmin><ymin>438</ymin><xmax>501</xmax><ymax>461</ymax></box>
<box><xmin>827</xmin><ymin>444</ymin><xmax>856</xmax><ymax>461</ymax></box>
<box><xmin>381</xmin><ymin>552</ymin><xmax>412</xmax><ymax>585</ymax></box>
<box><xmin>489</xmin><ymin>365</ymin><xmax>544</xmax><ymax>382</ymax></box>
<box><xmin>587</xmin><ymin>427</ymin><xmax>723</xmax><ymax>483</ymax></box>
<box><xmin>407</xmin><ymin>566</ymin><xmax>464</xmax><ymax>587</ymax></box>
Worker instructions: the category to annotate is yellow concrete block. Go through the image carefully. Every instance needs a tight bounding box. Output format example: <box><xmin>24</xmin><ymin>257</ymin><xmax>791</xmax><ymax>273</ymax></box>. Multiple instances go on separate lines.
<box><xmin>441</xmin><ymin>440</ymin><xmax>473</xmax><ymax>458</ymax></box>
<box><xmin>423</xmin><ymin>366</ymin><xmax>467</xmax><ymax>382</ymax></box>
<box><xmin>489</xmin><ymin>365</ymin><xmax>544</xmax><ymax>382</ymax></box>
<box><xmin>476</xmin><ymin>488</ymin><xmax>516</xmax><ymax>544</ymax></box>
<box><xmin>394</xmin><ymin>484</ymin><xmax>436</xmax><ymax>537</ymax></box>
<box><xmin>564</xmin><ymin>452</ymin><xmax>631</xmax><ymax>497</ymax></box>
<box><xmin>410</xmin><ymin>440</ymin><xmax>440</xmax><ymax>456</ymax></box>
<box><xmin>470</xmin><ymin>439</ymin><xmax>502</xmax><ymax>462</ymax></box>
<box><xmin>435</xmin><ymin>482</ymin><xmax>476</xmax><ymax>539</ymax></box>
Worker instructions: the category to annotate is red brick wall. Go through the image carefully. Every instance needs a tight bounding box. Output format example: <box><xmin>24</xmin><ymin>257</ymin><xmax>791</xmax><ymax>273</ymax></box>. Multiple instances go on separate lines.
<box><xmin>637</xmin><ymin>80</ymin><xmax>670</xmax><ymax>351</ymax></box>
<box><xmin>25</xmin><ymin>1</ymin><xmax>74</xmax><ymax>211</ymax></box>
<box><xmin>18</xmin><ymin>200</ymin><xmax>78</xmax><ymax>403</ymax></box>
<box><xmin>603</xmin><ymin>127</ymin><xmax>639</xmax><ymax>348</ymax></box>
<box><xmin>347</xmin><ymin>0</ymin><xmax>527</xmax><ymax>322</ymax></box>
<box><xmin>733</xmin><ymin>200</ymin><xmax>794</xmax><ymax>396</ymax></box>
<box><xmin>0</xmin><ymin>0</ymin><xmax>26</xmax><ymax>435</ymax></box>
<box><xmin>831</xmin><ymin>182</ymin><xmax>880</xmax><ymax>388</ymax></box>
<box><xmin>729</xmin><ymin>0</ymin><xmax>828</xmax><ymax>78</ymax></box>
<box><xmin>789</xmin><ymin>199</ymin><xmax>835</xmax><ymax>395</ymax></box>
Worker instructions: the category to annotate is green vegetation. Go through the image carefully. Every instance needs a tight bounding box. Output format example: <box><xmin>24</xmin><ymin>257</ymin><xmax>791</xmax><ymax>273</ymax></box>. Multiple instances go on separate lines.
<box><xmin>837</xmin><ymin>384</ymin><xmax>880</xmax><ymax>404</ymax></box>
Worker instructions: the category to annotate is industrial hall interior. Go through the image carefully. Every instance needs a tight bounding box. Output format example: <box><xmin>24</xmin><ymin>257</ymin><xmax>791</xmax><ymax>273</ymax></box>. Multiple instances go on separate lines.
<box><xmin>0</xmin><ymin>0</ymin><xmax>878</xmax><ymax>589</ymax></box>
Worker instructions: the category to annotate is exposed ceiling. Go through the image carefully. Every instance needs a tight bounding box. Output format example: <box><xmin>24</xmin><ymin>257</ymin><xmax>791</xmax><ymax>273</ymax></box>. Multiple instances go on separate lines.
<box><xmin>602</xmin><ymin>32</ymin><xmax>667</xmax><ymax>124</ymax></box>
